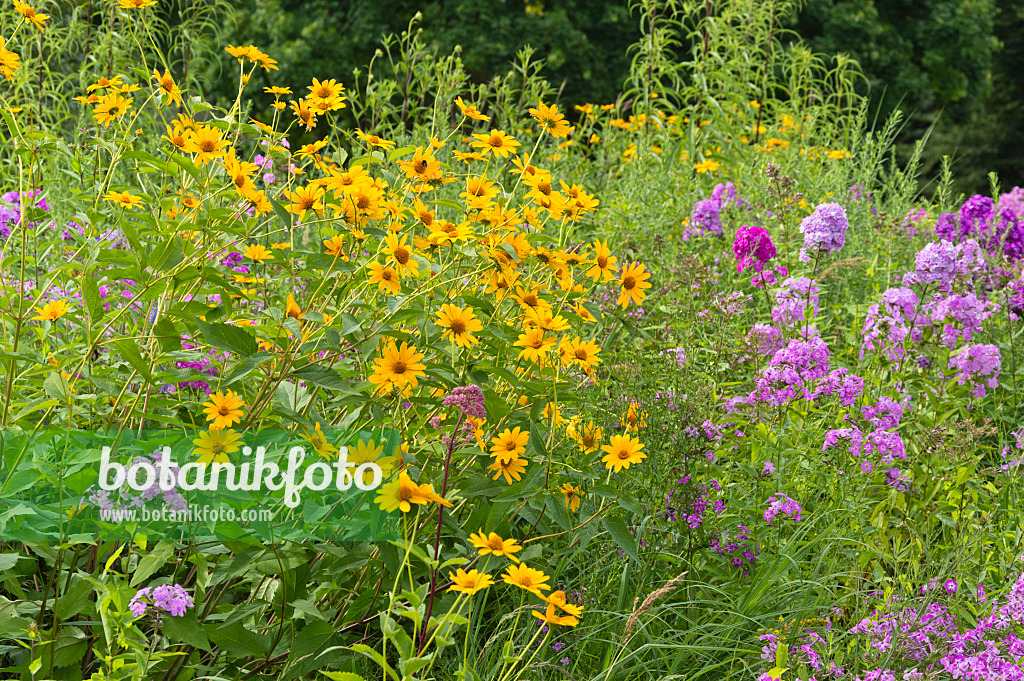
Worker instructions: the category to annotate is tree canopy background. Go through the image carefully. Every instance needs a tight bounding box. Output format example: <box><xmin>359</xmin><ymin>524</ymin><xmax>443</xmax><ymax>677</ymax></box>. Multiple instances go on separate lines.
<box><xmin>209</xmin><ymin>0</ymin><xmax>1024</xmax><ymax>192</ymax></box>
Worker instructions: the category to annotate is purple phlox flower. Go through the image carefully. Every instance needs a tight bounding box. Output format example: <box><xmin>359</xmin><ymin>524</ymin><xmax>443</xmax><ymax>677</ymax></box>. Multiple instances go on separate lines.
<box><xmin>687</xmin><ymin>198</ymin><xmax>722</xmax><ymax>240</ymax></box>
<box><xmin>799</xmin><ymin>202</ymin><xmax>848</xmax><ymax>262</ymax></box>
<box><xmin>772</xmin><ymin>276</ymin><xmax>820</xmax><ymax>327</ymax></box>
<box><xmin>764</xmin><ymin>493</ymin><xmax>802</xmax><ymax>524</ymax></box>
<box><xmin>907</xmin><ymin>240</ymin><xmax>957</xmax><ymax>291</ymax></box>
<box><xmin>129</xmin><ymin>583</ymin><xmax>194</xmax><ymax>618</ymax></box>
<box><xmin>733</xmin><ymin>224</ymin><xmax>776</xmax><ymax>273</ymax></box>
<box><xmin>711</xmin><ymin>181</ymin><xmax>745</xmax><ymax>209</ymax></box>
<box><xmin>747</xmin><ymin>324</ymin><xmax>783</xmax><ymax>357</ymax></box>
<box><xmin>925</xmin><ymin>292</ymin><xmax>998</xmax><ymax>348</ymax></box>
<box><xmin>998</xmin><ymin>186</ymin><xmax>1024</xmax><ymax>221</ymax></box>
<box><xmin>948</xmin><ymin>343</ymin><xmax>1001</xmax><ymax>398</ymax></box>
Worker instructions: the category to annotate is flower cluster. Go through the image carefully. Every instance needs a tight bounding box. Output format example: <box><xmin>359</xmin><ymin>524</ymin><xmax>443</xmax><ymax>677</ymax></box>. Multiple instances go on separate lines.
<box><xmin>906</xmin><ymin>239</ymin><xmax>958</xmax><ymax>291</ymax></box>
<box><xmin>688</xmin><ymin>198</ymin><xmax>723</xmax><ymax>239</ymax></box>
<box><xmin>763</xmin><ymin>494</ymin><xmax>802</xmax><ymax>524</ymax></box>
<box><xmin>934</xmin><ymin>193</ymin><xmax>1024</xmax><ymax>262</ymax></box>
<box><xmin>129</xmin><ymin>584</ymin><xmax>195</xmax><ymax>618</ymax></box>
<box><xmin>748</xmin><ymin>336</ymin><xmax>833</xmax><ymax>406</ymax></box>
<box><xmin>733</xmin><ymin>225</ymin><xmax>776</xmax><ymax>273</ymax></box>
<box><xmin>771</xmin><ymin>276</ymin><xmax>820</xmax><ymax>328</ymax></box>
<box><xmin>711</xmin><ymin>524</ymin><xmax>758</xmax><ymax>576</ymax></box>
<box><xmin>798</xmin><ymin>202</ymin><xmax>848</xmax><ymax>263</ymax></box>
<box><xmin>948</xmin><ymin>343</ymin><xmax>1001</xmax><ymax>398</ymax></box>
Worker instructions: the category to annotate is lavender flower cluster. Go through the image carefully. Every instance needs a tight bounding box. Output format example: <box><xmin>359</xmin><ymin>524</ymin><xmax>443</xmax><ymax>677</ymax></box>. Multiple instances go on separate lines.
<box><xmin>763</xmin><ymin>493</ymin><xmax>802</xmax><ymax>525</ymax></box>
<box><xmin>129</xmin><ymin>583</ymin><xmax>195</xmax><ymax>618</ymax></box>
<box><xmin>771</xmin><ymin>276</ymin><xmax>820</xmax><ymax>328</ymax></box>
<box><xmin>88</xmin><ymin>450</ymin><xmax>188</xmax><ymax>514</ymax></box>
<box><xmin>748</xmin><ymin>337</ymin><xmax>865</xmax><ymax>407</ymax></box>
<box><xmin>933</xmin><ymin>194</ymin><xmax>1024</xmax><ymax>262</ymax></box>
<box><xmin>0</xmin><ymin>190</ymin><xmax>50</xmax><ymax>240</ymax></box>
<box><xmin>822</xmin><ymin>397</ymin><xmax>908</xmax><ymax>480</ymax></box>
<box><xmin>799</xmin><ymin>202</ymin><xmax>849</xmax><ymax>263</ymax></box>
<box><xmin>685</xmin><ymin>182</ymin><xmax>748</xmax><ymax>241</ymax></box>
<box><xmin>760</xmin><ymin>565</ymin><xmax>1024</xmax><ymax>680</ymax></box>
<box><xmin>711</xmin><ymin>524</ymin><xmax>758</xmax><ymax>576</ymax></box>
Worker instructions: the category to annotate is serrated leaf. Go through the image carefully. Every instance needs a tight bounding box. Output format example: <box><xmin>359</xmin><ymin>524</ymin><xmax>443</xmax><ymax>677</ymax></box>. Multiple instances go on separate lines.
<box><xmin>194</xmin><ymin>317</ymin><xmax>257</xmax><ymax>357</ymax></box>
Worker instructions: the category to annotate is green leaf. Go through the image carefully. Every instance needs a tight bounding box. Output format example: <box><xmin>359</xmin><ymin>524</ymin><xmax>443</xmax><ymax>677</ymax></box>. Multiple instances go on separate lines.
<box><xmin>270</xmin><ymin>198</ymin><xmax>293</xmax><ymax>230</ymax></box>
<box><xmin>221</xmin><ymin>352</ymin><xmax>274</xmax><ymax>387</ymax></box>
<box><xmin>293</xmin><ymin>364</ymin><xmax>356</xmax><ymax>393</ymax></box>
<box><xmin>321</xmin><ymin>674</ymin><xmax>366</xmax><ymax>681</ymax></box>
<box><xmin>55</xmin><ymin>577</ymin><xmax>94</xmax><ymax>620</ymax></box>
<box><xmin>208</xmin><ymin>622</ymin><xmax>271</xmax><ymax>657</ymax></box>
<box><xmin>82</xmin><ymin>276</ymin><xmax>105</xmax><ymax>323</ymax></box>
<box><xmin>603</xmin><ymin>517</ymin><xmax>640</xmax><ymax>564</ymax></box>
<box><xmin>131</xmin><ymin>541</ymin><xmax>176</xmax><ymax>587</ymax></box>
<box><xmin>194</xmin><ymin>317</ymin><xmax>258</xmax><ymax>357</ymax></box>
<box><xmin>0</xmin><ymin>554</ymin><xmax>22</xmax><ymax>571</ymax></box>
<box><xmin>163</xmin><ymin>609</ymin><xmax>212</xmax><ymax>651</ymax></box>
<box><xmin>113</xmin><ymin>340</ymin><xmax>157</xmax><ymax>384</ymax></box>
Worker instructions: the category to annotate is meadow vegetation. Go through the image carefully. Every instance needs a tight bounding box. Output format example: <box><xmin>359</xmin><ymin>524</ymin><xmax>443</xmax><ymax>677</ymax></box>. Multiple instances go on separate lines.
<box><xmin>0</xmin><ymin>1</ymin><xmax>1023</xmax><ymax>680</ymax></box>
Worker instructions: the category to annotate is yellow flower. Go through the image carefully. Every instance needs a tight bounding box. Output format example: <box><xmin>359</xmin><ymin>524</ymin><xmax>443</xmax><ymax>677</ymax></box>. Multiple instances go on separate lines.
<box><xmin>435</xmin><ymin>305</ymin><xmax>483</xmax><ymax>348</ymax></box>
<box><xmin>183</xmin><ymin>124</ymin><xmax>230</xmax><ymax>165</ymax></box>
<box><xmin>92</xmin><ymin>94</ymin><xmax>132</xmax><ymax>127</ymax></box>
<box><xmin>694</xmin><ymin>159</ymin><xmax>721</xmax><ymax>173</ymax></box>
<box><xmin>470</xmin><ymin>129</ymin><xmax>520</xmax><ymax>158</ymax></box>
<box><xmin>285</xmin><ymin>293</ymin><xmax>303</xmax><ymax>320</ymax></box>
<box><xmin>454</xmin><ymin>96</ymin><xmax>489</xmax><ymax>121</ymax></box>
<box><xmin>103</xmin><ymin>190</ymin><xmax>143</xmax><ymax>209</ymax></box>
<box><xmin>193</xmin><ymin>429</ymin><xmax>242</xmax><ymax>464</ymax></box>
<box><xmin>448</xmin><ymin>569</ymin><xmax>494</xmax><ymax>595</ymax></box>
<box><xmin>86</xmin><ymin>76</ymin><xmax>123</xmax><ymax>93</ymax></box>
<box><xmin>618</xmin><ymin>262</ymin><xmax>652</xmax><ymax>309</ymax></box>
<box><xmin>354</xmin><ymin>129</ymin><xmax>396</xmax><ymax>150</ymax></box>
<box><xmin>622</xmin><ymin>399</ymin><xmax>647</xmax><ymax>433</ymax></box>
<box><xmin>827</xmin><ymin>149</ymin><xmax>850</xmax><ymax>160</ymax></box>
<box><xmin>117</xmin><ymin>0</ymin><xmax>156</xmax><ymax>8</ymax></box>
<box><xmin>223</xmin><ymin>151</ymin><xmax>258</xmax><ymax>197</ymax></box>
<box><xmin>601</xmin><ymin>434</ymin><xmax>646</xmax><ymax>473</ymax></box>
<box><xmin>489</xmin><ymin>427</ymin><xmax>529</xmax><ymax>461</ymax></box>
<box><xmin>559</xmin><ymin>483</ymin><xmax>583</xmax><ymax>512</ymax></box>
<box><xmin>151</xmin><ymin>69</ymin><xmax>181</xmax><ymax>106</ymax></box>
<box><xmin>201</xmin><ymin>390</ymin><xmax>245</xmax><ymax>431</ymax></box>
<box><xmin>307</xmin><ymin>78</ymin><xmax>346</xmax><ymax>112</ymax></box>
<box><xmin>32</xmin><ymin>300</ymin><xmax>69</xmax><ymax>321</ymax></box>
<box><xmin>529</xmin><ymin>102</ymin><xmax>573</xmax><ymax>138</ymax></box>
<box><xmin>488</xmin><ymin>454</ymin><xmax>527</xmax><ymax>484</ymax></box>
<box><xmin>468</xmin><ymin>530</ymin><xmax>522</xmax><ymax>562</ymax></box>
<box><xmin>243</xmin><ymin>243</ymin><xmax>274</xmax><ymax>264</ymax></box>
<box><xmin>568</xmin><ymin>420</ymin><xmax>602</xmax><ymax>453</ymax></box>
<box><xmin>585</xmin><ymin>240</ymin><xmax>618</xmax><ymax>282</ymax></box>
<box><xmin>502</xmin><ymin>564</ymin><xmax>550</xmax><ymax>597</ymax></box>
<box><xmin>290</xmin><ymin>98</ymin><xmax>317</xmax><ymax>130</ymax></box>
<box><xmin>366</xmin><ymin>261</ymin><xmax>401</xmax><ymax>296</ymax></box>
<box><xmin>369</xmin><ymin>341</ymin><xmax>427</xmax><ymax>394</ymax></box>
<box><xmin>532</xmin><ymin>590</ymin><xmax>583</xmax><ymax>626</ymax></box>
<box><xmin>282</xmin><ymin>184</ymin><xmax>325</xmax><ymax>221</ymax></box>
<box><xmin>323</xmin><ymin>235</ymin><xmax>347</xmax><ymax>258</ymax></box>
<box><xmin>384</xmin><ymin>232</ymin><xmax>419</xmax><ymax>276</ymax></box>
<box><xmin>375</xmin><ymin>471</ymin><xmax>431</xmax><ymax>513</ymax></box>
<box><xmin>300</xmin><ymin>423</ymin><xmax>338</xmax><ymax>460</ymax></box>
<box><xmin>13</xmin><ymin>2</ymin><xmax>48</xmax><ymax>31</ymax></box>
<box><xmin>349</xmin><ymin>438</ymin><xmax>393</xmax><ymax>485</ymax></box>
<box><xmin>562</xmin><ymin>337</ymin><xmax>601</xmax><ymax>373</ymax></box>
<box><xmin>514</xmin><ymin>328</ymin><xmax>556</xmax><ymax>363</ymax></box>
